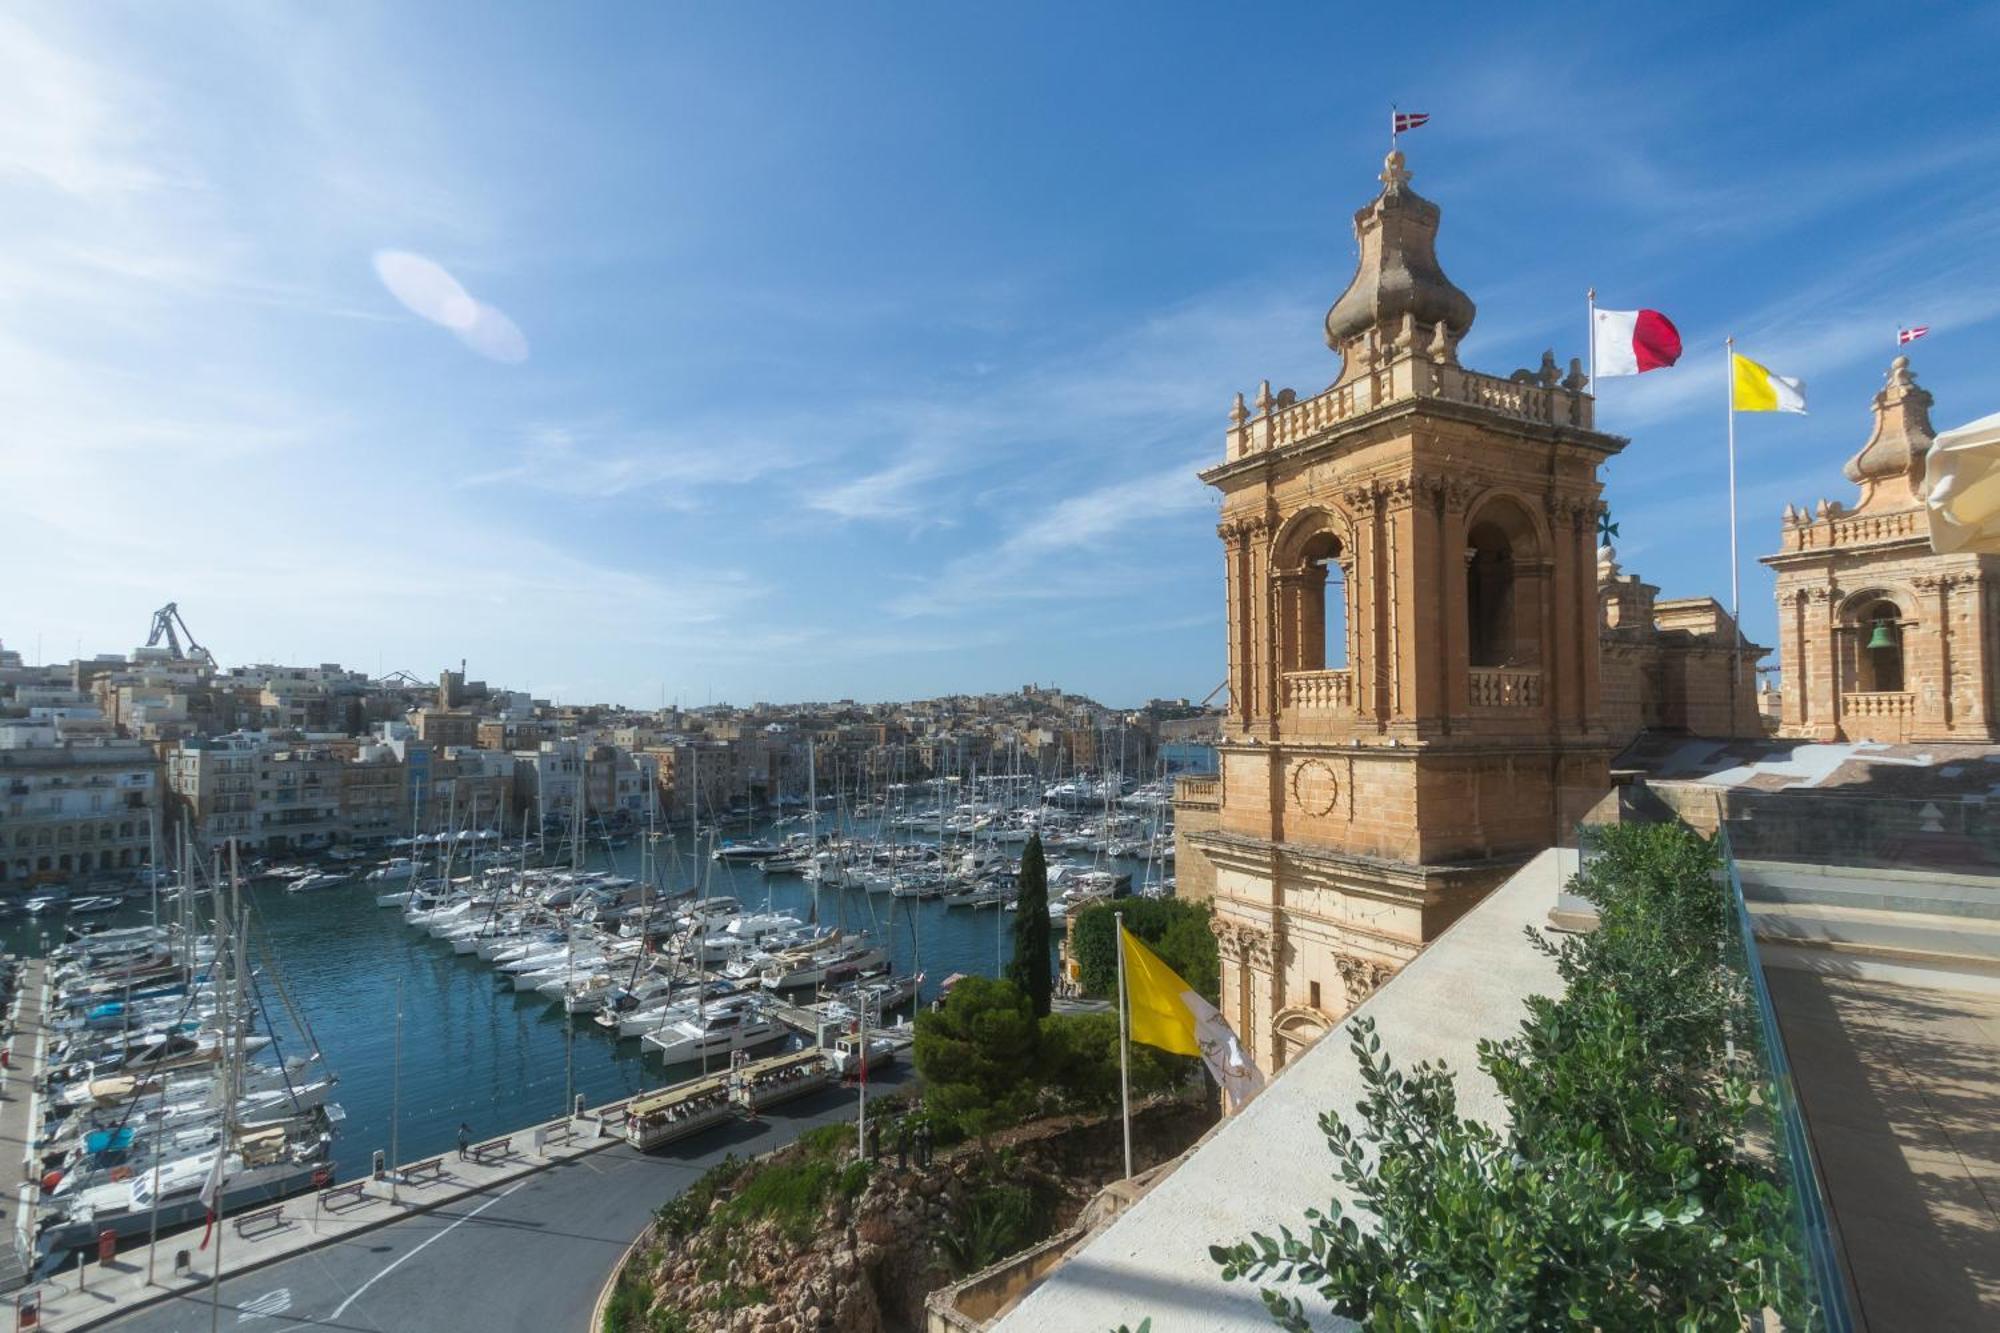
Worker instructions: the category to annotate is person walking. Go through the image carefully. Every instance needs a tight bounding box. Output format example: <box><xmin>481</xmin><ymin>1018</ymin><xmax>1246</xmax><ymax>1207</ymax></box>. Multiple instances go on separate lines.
<box><xmin>457</xmin><ymin>1123</ymin><xmax>471</xmax><ymax>1160</ymax></box>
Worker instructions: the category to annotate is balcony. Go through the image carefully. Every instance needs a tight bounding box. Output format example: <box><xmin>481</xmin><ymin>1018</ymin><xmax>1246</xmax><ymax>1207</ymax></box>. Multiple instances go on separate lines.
<box><xmin>1283</xmin><ymin>669</ymin><xmax>1354</xmax><ymax>713</ymax></box>
<box><xmin>1841</xmin><ymin>691</ymin><xmax>1914</xmax><ymax>719</ymax></box>
<box><xmin>1469</xmin><ymin>667</ymin><xmax>1543</xmax><ymax>709</ymax></box>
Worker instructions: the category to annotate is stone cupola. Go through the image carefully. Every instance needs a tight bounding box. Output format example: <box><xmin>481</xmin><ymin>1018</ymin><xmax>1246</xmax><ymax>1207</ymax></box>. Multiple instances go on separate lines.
<box><xmin>1841</xmin><ymin>355</ymin><xmax>1936</xmax><ymax>513</ymax></box>
<box><xmin>1323</xmin><ymin>151</ymin><xmax>1476</xmax><ymax>387</ymax></box>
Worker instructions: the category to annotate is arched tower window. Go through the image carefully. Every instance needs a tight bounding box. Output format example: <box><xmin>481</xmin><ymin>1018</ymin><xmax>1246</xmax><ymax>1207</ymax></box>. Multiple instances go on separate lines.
<box><xmin>1465</xmin><ymin>499</ymin><xmax>1543</xmax><ymax>669</ymax></box>
<box><xmin>1857</xmin><ymin>597</ymin><xmax>1906</xmax><ymax>693</ymax></box>
<box><xmin>1297</xmin><ymin>532</ymin><xmax>1349</xmax><ymax>671</ymax></box>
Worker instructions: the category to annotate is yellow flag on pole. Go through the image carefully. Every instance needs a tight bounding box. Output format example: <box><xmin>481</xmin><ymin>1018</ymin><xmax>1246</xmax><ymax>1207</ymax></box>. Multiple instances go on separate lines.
<box><xmin>1120</xmin><ymin>926</ymin><xmax>1265</xmax><ymax>1101</ymax></box>
<box><xmin>1732</xmin><ymin>352</ymin><xmax>1807</xmax><ymax>414</ymax></box>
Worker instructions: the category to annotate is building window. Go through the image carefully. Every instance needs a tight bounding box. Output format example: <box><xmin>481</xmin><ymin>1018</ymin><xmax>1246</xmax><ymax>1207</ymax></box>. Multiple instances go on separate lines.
<box><xmin>1309</xmin><ymin>980</ymin><xmax>1322</xmax><ymax>1011</ymax></box>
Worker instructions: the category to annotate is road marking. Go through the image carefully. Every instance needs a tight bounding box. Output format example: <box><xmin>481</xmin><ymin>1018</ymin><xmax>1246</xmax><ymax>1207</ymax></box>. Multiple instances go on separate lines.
<box><xmin>327</xmin><ymin>1180</ymin><xmax>529</xmax><ymax>1322</ymax></box>
<box><xmin>238</xmin><ymin>1287</ymin><xmax>292</xmax><ymax>1321</ymax></box>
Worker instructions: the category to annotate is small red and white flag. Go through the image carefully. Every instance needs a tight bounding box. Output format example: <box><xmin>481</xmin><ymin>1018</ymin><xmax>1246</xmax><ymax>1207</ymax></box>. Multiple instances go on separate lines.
<box><xmin>197</xmin><ymin>1150</ymin><xmax>227</xmax><ymax>1250</ymax></box>
<box><xmin>1899</xmin><ymin>325</ymin><xmax>1929</xmax><ymax>345</ymax></box>
<box><xmin>1592</xmin><ymin>307</ymin><xmax>1683</xmax><ymax>377</ymax></box>
<box><xmin>1392</xmin><ymin>111</ymin><xmax>1430</xmax><ymax>134</ymax></box>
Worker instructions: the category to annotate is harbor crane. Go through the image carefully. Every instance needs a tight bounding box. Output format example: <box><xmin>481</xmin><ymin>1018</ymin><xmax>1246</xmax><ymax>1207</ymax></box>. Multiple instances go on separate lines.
<box><xmin>145</xmin><ymin>601</ymin><xmax>215</xmax><ymax>665</ymax></box>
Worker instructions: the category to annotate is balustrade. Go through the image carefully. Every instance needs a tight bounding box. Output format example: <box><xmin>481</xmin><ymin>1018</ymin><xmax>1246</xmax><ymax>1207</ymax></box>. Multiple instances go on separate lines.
<box><xmin>1283</xmin><ymin>670</ymin><xmax>1355</xmax><ymax>713</ymax></box>
<box><xmin>1840</xmin><ymin>691</ymin><xmax>1914</xmax><ymax>719</ymax></box>
<box><xmin>1468</xmin><ymin>667</ymin><xmax>1543</xmax><ymax>709</ymax></box>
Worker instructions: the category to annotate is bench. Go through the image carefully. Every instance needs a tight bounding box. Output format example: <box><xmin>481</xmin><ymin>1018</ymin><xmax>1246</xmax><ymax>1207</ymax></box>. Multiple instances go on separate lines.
<box><xmin>468</xmin><ymin>1136</ymin><xmax>514</xmax><ymax>1165</ymax></box>
<box><xmin>544</xmin><ymin>1121</ymin><xmax>577</xmax><ymax>1145</ymax></box>
<box><xmin>319</xmin><ymin>1180</ymin><xmax>368</xmax><ymax>1212</ymax></box>
<box><xmin>404</xmin><ymin>1156</ymin><xmax>446</xmax><ymax>1183</ymax></box>
<box><xmin>233</xmin><ymin>1205</ymin><xmax>285</xmax><ymax>1237</ymax></box>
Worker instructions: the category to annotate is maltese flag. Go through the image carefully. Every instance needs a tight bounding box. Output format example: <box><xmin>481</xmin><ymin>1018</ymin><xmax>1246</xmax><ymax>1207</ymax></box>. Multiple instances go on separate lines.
<box><xmin>1593</xmin><ymin>307</ymin><xmax>1684</xmax><ymax>377</ymax></box>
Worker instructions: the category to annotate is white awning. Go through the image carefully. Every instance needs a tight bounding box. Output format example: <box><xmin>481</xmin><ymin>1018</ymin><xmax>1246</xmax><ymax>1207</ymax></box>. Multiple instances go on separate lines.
<box><xmin>1924</xmin><ymin>410</ymin><xmax>2000</xmax><ymax>554</ymax></box>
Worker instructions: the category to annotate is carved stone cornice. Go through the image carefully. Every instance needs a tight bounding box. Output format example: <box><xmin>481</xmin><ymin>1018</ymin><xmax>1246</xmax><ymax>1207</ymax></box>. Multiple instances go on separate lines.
<box><xmin>1913</xmin><ymin>573</ymin><xmax>1969</xmax><ymax>592</ymax></box>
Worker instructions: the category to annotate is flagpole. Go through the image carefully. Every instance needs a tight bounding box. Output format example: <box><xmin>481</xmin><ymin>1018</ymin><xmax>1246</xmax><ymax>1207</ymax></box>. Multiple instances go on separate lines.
<box><xmin>1726</xmin><ymin>337</ymin><xmax>1743</xmax><ymax>724</ymax></box>
<box><xmin>1114</xmin><ymin>911</ymin><xmax>1132</xmax><ymax>1181</ymax></box>
<box><xmin>1586</xmin><ymin>289</ymin><xmax>1597</xmax><ymax>391</ymax></box>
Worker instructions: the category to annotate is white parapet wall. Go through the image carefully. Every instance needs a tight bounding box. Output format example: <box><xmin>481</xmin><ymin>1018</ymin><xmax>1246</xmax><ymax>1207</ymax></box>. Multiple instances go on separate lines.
<box><xmin>990</xmin><ymin>847</ymin><xmax>1577</xmax><ymax>1333</ymax></box>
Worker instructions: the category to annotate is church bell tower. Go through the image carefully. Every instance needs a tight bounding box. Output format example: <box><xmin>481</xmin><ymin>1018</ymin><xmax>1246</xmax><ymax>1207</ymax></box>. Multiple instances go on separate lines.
<box><xmin>1183</xmin><ymin>151</ymin><xmax>1624</xmax><ymax>1070</ymax></box>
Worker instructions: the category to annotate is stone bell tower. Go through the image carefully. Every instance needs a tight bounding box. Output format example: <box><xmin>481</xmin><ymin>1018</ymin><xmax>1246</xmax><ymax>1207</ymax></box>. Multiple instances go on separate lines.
<box><xmin>1764</xmin><ymin>357</ymin><xmax>2000</xmax><ymax>742</ymax></box>
<box><xmin>1179</xmin><ymin>151</ymin><xmax>1624</xmax><ymax>1070</ymax></box>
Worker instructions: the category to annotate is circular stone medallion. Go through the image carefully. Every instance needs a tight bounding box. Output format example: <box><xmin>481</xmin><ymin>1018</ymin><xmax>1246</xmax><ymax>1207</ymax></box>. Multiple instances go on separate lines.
<box><xmin>1289</xmin><ymin>759</ymin><xmax>1340</xmax><ymax>816</ymax></box>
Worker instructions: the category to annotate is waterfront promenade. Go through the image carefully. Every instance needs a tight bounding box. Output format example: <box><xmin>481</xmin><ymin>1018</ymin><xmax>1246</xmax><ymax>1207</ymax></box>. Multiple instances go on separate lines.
<box><xmin>2</xmin><ymin>959</ymin><xmax>48</xmax><ymax>1293</ymax></box>
<box><xmin>26</xmin><ymin>1064</ymin><xmax>902</xmax><ymax>1331</ymax></box>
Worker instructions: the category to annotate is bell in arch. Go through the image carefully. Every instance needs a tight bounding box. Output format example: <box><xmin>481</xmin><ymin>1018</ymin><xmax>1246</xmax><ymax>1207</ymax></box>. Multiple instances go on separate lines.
<box><xmin>1866</xmin><ymin>619</ymin><xmax>1898</xmax><ymax>651</ymax></box>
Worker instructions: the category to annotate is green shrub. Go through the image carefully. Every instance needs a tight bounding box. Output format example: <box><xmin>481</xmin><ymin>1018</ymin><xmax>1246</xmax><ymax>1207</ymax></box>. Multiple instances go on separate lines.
<box><xmin>716</xmin><ymin>1157</ymin><xmax>842</xmax><ymax>1243</ymax></box>
<box><xmin>1038</xmin><ymin>1010</ymin><xmax>1191</xmax><ymax>1113</ymax></box>
<box><xmin>1069</xmin><ymin>898</ymin><xmax>1219</xmax><ymax>1004</ymax></box>
<box><xmin>654</xmin><ymin>1153</ymin><xmax>745</xmax><ymax>1241</ymax></box>
<box><xmin>1212</xmin><ymin>822</ymin><xmax>1812</xmax><ymax>1330</ymax></box>
<box><xmin>913</xmin><ymin>975</ymin><xmax>1041</xmax><ymax>1139</ymax></box>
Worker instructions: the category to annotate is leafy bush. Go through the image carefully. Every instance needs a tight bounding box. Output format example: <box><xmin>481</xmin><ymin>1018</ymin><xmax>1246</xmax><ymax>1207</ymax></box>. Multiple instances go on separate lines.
<box><xmin>1211</xmin><ymin>822</ymin><xmax>1812</xmax><ymax>1331</ymax></box>
<box><xmin>654</xmin><ymin>1153</ymin><xmax>744</xmax><ymax>1241</ymax></box>
<box><xmin>939</xmin><ymin>1181</ymin><xmax>1043</xmax><ymax>1275</ymax></box>
<box><xmin>1038</xmin><ymin>1010</ymin><xmax>1191</xmax><ymax>1113</ymax></box>
<box><xmin>913</xmin><ymin>975</ymin><xmax>1041</xmax><ymax>1138</ymax></box>
<box><xmin>1069</xmin><ymin>898</ymin><xmax>1219</xmax><ymax>1004</ymax></box>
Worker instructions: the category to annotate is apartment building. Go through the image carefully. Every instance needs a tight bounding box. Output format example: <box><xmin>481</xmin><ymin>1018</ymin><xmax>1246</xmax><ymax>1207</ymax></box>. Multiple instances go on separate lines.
<box><xmin>0</xmin><ymin>732</ymin><xmax>161</xmax><ymax>885</ymax></box>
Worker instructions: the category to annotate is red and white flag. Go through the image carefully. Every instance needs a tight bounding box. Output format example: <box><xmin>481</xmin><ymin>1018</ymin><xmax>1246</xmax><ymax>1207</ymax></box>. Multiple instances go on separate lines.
<box><xmin>1392</xmin><ymin>111</ymin><xmax>1430</xmax><ymax>133</ymax></box>
<box><xmin>1592</xmin><ymin>307</ymin><xmax>1683</xmax><ymax>377</ymax></box>
<box><xmin>197</xmin><ymin>1150</ymin><xmax>227</xmax><ymax>1250</ymax></box>
<box><xmin>1899</xmin><ymin>325</ymin><xmax>1929</xmax><ymax>345</ymax></box>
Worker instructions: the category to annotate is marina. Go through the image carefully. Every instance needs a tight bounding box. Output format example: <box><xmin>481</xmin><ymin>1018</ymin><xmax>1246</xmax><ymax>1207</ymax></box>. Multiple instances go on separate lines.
<box><xmin>0</xmin><ymin>773</ymin><xmax>1181</xmax><ymax>1290</ymax></box>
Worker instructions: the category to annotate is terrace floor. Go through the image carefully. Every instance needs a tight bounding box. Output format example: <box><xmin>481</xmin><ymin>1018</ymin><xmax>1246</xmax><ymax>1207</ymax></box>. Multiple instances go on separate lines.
<box><xmin>1766</xmin><ymin>966</ymin><xmax>2000</xmax><ymax>1330</ymax></box>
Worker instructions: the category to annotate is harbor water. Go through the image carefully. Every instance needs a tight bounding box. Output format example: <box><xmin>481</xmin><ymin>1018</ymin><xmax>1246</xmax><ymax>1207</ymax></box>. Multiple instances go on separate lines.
<box><xmin>9</xmin><ymin>825</ymin><xmax>1143</xmax><ymax>1180</ymax></box>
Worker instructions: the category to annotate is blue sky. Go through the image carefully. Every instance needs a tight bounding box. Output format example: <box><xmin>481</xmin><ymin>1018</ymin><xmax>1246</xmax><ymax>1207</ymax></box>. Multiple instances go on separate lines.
<box><xmin>5</xmin><ymin>2</ymin><xmax>1999</xmax><ymax>707</ymax></box>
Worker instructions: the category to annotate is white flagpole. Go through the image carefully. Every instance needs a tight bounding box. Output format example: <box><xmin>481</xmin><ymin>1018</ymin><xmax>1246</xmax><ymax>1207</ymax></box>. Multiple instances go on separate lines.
<box><xmin>1586</xmin><ymin>289</ymin><xmax>1597</xmax><ymax>392</ymax></box>
<box><xmin>1114</xmin><ymin>911</ymin><xmax>1132</xmax><ymax>1180</ymax></box>
<box><xmin>1725</xmin><ymin>337</ymin><xmax>1741</xmax><ymax>629</ymax></box>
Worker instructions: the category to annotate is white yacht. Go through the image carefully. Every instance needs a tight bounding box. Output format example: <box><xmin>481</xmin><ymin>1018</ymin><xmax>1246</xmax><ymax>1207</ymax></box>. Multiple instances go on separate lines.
<box><xmin>641</xmin><ymin>1003</ymin><xmax>786</xmax><ymax>1065</ymax></box>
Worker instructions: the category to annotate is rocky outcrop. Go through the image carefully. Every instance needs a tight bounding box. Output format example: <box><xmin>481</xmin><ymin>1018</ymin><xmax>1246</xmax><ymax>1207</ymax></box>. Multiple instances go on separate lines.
<box><xmin>614</xmin><ymin>1100</ymin><xmax>1211</xmax><ymax>1333</ymax></box>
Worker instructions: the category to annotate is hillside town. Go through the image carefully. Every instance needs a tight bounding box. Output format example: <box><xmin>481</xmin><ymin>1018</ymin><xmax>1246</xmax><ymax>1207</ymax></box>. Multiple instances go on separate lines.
<box><xmin>0</xmin><ymin>617</ymin><xmax>1215</xmax><ymax>882</ymax></box>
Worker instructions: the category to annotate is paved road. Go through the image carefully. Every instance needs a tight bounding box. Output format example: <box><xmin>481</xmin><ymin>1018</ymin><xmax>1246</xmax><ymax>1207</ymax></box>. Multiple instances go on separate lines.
<box><xmin>99</xmin><ymin>1071</ymin><xmax>907</xmax><ymax>1333</ymax></box>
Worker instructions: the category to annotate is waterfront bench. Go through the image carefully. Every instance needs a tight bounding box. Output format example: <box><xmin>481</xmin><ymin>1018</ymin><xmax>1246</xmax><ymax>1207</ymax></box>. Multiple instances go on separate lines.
<box><xmin>405</xmin><ymin>1156</ymin><xmax>446</xmax><ymax>1183</ymax></box>
<box><xmin>234</xmin><ymin>1205</ymin><xmax>286</xmax><ymax>1238</ymax></box>
<box><xmin>320</xmin><ymin>1181</ymin><xmax>368</xmax><ymax>1212</ymax></box>
<box><xmin>468</xmin><ymin>1136</ymin><xmax>514</xmax><ymax>1165</ymax></box>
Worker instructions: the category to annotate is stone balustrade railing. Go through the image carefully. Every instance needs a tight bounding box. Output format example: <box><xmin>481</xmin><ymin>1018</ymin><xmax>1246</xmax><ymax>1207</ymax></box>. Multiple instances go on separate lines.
<box><xmin>1469</xmin><ymin>667</ymin><xmax>1543</xmax><ymax>709</ymax></box>
<box><xmin>1174</xmin><ymin>776</ymin><xmax>1220</xmax><ymax>807</ymax></box>
<box><xmin>1284</xmin><ymin>669</ymin><xmax>1355</xmax><ymax>712</ymax></box>
<box><xmin>1841</xmin><ymin>691</ymin><xmax>1914</xmax><ymax>719</ymax></box>
<box><xmin>1227</xmin><ymin>355</ymin><xmax>1594</xmax><ymax>462</ymax></box>
<box><xmin>1782</xmin><ymin>508</ymin><xmax>1921</xmax><ymax>552</ymax></box>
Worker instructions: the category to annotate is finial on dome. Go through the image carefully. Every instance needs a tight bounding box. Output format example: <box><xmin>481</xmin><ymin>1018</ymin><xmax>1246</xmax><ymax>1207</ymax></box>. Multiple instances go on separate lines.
<box><xmin>1841</xmin><ymin>354</ymin><xmax>1936</xmax><ymax>507</ymax></box>
<box><xmin>1324</xmin><ymin>151</ymin><xmax>1475</xmax><ymax>385</ymax></box>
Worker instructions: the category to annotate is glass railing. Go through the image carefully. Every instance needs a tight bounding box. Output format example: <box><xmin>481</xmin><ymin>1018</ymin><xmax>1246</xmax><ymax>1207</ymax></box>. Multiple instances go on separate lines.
<box><xmin>1718</xmin><ymin>824</ymin><xmax>1855</xmax><ymax>1333</ymax></box>
<box><xmin>1571</xmin><ymin>821</ymin><xmax>1856</xmax><ymax>1331</ymax></box>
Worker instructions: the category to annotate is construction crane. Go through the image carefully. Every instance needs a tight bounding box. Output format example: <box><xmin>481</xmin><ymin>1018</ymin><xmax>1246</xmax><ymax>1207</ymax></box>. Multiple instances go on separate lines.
<box><xmin>145</xmin><ymin>602</ymin><xmax>215</xmax><ymax>665</ymax></box>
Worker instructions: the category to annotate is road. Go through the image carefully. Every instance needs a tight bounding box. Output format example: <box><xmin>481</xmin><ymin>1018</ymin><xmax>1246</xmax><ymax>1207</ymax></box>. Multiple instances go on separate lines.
<box><xmin>99</xmin><ymin>1071</ymin><xmax>906</xmax><ymax>1333</ymax></box>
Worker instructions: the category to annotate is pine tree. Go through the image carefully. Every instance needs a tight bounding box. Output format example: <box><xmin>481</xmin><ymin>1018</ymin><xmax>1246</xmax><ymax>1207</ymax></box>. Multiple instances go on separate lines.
<box><xmin>1007</xmin><ymin>833</ymin><xmax>1053</xmax><ymax>1017</ymax></box>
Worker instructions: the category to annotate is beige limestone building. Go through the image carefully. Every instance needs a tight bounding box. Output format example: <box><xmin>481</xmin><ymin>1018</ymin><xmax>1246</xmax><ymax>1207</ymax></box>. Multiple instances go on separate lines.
<box><xmin>1178</xmin><ymin>151</ymin><xmax>1623</xmax><ymax>1071</ymax></box>
<box><xmin>1764</xmin><ymin>356</ymin><xmax>2000</xmax><ymax>743</ymax></box>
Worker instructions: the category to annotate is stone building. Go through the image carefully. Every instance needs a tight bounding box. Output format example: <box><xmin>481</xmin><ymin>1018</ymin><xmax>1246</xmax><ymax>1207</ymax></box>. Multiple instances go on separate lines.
<box><xmin>1599</xmin><ymin>543</ymin><xmax>1766</xmax><ymax>745</ymax></box>
<box><xmin>1178</xmin><ymin>151</ymin><xmax>1621</xmax><ymax>1071</ymax></box>
<box><xmin>0</xmin><ymin>734</ymin><xmax>160</xmax><ymax>884</ymax></box>
<box><xmin>1764</xmin><ymin>356</ymin><xmax>2000</xmax><ymax>742</ymax></box>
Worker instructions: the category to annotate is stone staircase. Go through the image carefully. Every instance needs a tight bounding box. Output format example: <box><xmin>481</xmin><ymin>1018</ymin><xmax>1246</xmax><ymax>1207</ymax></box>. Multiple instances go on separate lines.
<box><xmin>1740</xmin><ymin>860</ymin><xmax>2000</xmax><ymax>993</ymax></box>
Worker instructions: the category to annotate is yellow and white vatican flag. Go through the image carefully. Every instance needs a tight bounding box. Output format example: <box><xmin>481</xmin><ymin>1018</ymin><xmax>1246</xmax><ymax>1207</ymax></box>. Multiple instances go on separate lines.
<box><xmin>1119</xmin><ymin>925</ymin><xmax>1264</xmax><ymax>1104</ymax></box>
<box><xmin>1732</xmin><ymin>351</ymin><xmax>1808</xmax><ymax>414</ymax></box>
<box><xmin>1923</xmin><ymin>409</ymin><xmax>2000</xmax><ymax>554</ymax></box>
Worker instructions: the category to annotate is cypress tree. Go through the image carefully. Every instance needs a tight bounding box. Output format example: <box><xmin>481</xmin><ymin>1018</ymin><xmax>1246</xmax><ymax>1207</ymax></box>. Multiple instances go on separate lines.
<box><xmin>1007</xmin><ymin>833</ymin><xmax>1053</xmax><ymax>1017</ymax></box>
